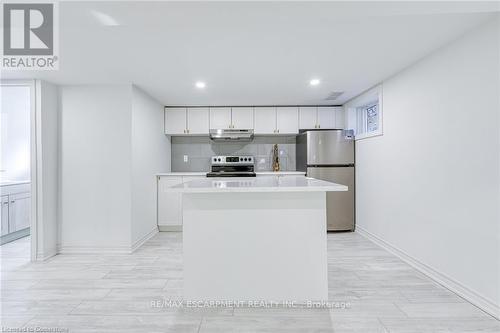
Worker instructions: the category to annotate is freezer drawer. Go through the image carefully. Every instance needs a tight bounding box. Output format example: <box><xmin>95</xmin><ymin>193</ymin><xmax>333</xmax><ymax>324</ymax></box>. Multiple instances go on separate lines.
<box><xmin>307</xmin><ymin>166</ymin><xmax>354</xmax><ymax>231</ymax></box>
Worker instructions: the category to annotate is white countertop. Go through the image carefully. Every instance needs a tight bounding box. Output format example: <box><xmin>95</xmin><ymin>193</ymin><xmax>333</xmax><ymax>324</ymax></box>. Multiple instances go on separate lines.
<box><xmin>254</xmin><ymin>171</ymin><xmax>306</xmax><ymax>176</ymax></box>
<box><xmin>167</xmin><ymin>176</ymin><xmax>347</xmax><ymax>193</ymax></box>
<box><xmin>0</xmin><ymin>180</ymin><xmax>30</xmax><ymax>187</ymax></box>
<box><xmin>157</xmin><ymin>172</ymin><xmax>207</xmax><ymax>176</ymax></box>
<box><xmin>156</xmin><ymin>171</ymin><xmax>306</xmax><ymax>177</ymax></box>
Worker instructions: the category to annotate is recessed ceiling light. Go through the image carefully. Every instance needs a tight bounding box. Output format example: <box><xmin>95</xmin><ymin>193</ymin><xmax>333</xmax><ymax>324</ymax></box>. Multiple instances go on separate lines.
<box><xmin>195</xmin><ymin>81</ymin><xmax>206</xmax><ymax>89</ymax></box>
<box><xmin>309</xmin><ymin>79</ymin><xmax>320</xmax><ymax>86</ymax></box>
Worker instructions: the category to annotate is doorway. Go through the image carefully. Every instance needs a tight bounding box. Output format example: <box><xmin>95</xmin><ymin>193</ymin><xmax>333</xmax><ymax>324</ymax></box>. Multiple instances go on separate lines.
<box><xmin>0</xmin><ymin>81</ymin><xmax>36</xmax><ymax>263</ymax></box>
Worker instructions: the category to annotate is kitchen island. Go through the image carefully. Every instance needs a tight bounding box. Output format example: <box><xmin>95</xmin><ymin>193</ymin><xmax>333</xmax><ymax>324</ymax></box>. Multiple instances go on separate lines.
<box><xmin>167</xmin><ymin>176</ymin><xmax>347</xmax><ymax>302</ymax></box>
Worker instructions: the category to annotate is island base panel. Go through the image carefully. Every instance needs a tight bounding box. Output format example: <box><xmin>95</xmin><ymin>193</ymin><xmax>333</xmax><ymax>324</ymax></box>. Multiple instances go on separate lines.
<box><xmin>183</xmin><ymin>191</ymin><xmax>328</xmax><ymax>301</ymax></box>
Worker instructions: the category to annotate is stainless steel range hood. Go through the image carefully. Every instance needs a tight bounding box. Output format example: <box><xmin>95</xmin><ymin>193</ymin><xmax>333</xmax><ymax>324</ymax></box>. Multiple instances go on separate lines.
<box><xmin>209</xmin><ymin>129</ymin><xmax>254</xmax><ymax>142</ymax></box>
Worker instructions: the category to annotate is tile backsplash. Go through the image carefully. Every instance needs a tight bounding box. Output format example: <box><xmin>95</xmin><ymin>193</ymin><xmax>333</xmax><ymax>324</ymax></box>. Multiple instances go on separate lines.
<box><xmin>171</xmin><ymin>136</ymin><xmax>296</xmax><ymax>172</ymax></box>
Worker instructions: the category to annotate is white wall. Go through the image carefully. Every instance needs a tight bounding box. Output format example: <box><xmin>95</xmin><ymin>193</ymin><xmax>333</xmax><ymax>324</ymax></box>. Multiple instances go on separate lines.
<box><xmin>58</xmin><ymin>84</ymin><xmax>171</xmax><ymax>252</ymax></box>
<box><xmin>131</xmin><ymin>86</ymin><xmax>170</xmax><ymax>246</ymax></box>
<box><xmin>35</xmin><ymin>80</ymin><xmax>59</xmax><ymax>259</ymax></box>
<box><xmin>59</xmin><ymin>85</ymin><xmax>133</xmax><ymax>251</ymax></box>
<box><xmin>354</xmin><ymin>17</ymin><xmax>500</xmax><ymax>318</ymax></box>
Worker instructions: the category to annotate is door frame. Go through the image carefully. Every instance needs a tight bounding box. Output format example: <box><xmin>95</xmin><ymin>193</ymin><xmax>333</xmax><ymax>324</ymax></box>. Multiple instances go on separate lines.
<box><xmin>1</xmin><ymin>79</ymin><xmax>38</xmax><ymax>261</ymax></box>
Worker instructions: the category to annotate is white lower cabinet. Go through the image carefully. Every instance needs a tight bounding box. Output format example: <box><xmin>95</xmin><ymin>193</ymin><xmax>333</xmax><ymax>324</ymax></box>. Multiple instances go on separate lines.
<box><xmin>1</xmin><ymin>195</ymin><xmax>9</xmax><ymax>236</ymax></box>
<box><xmin>0</xmin><ymin>185</ymin><xmax>31</xmax><ymax>244</ymax></box>
<box><xmin>158</xmin><ymin>176</ymin><xmax>183</xmax><ymax>228</ymax></box>
<box><xmin>9</xmin><ymin>193</ymin><xmax>31</xmax><ymax>232</ymax></box>
<box><xmin>157</xmin><ymin>175</ymin><xmax>204</xmax><ymax>229</ymax></box>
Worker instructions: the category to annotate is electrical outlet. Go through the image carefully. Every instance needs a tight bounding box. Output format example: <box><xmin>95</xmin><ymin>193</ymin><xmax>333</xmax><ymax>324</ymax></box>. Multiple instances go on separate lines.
<box><xmin>183</xmin><ymin>155</ymin><xmax>188</xmax><ymax>163</ymax></box>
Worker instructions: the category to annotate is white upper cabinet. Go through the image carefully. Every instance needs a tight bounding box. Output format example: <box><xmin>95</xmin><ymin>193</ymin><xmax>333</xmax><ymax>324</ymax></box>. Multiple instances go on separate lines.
<box><xmin>317</xmin><ymin>107</ymin><xmax>336</xmax><ymax>129</ymax></box>
<box><xmin>209</xmin><ymin>107</ymin><xmax>232</xmax><ymax>129</ymax></box>
<box><xmin>254</xmin><ymin>107</ymin><xmax>276</xmax><ymax>134</ymax></box>
<box><xmin>299</xmin><ymin>107</ymin><xmax>317</xmax><ymax>129</ymax></box>
<box><xmin>166</xmin><ymin>105</ymin><xmax>320</xmax><ymax>135</ymax></box>
<box><xmin>276</xmin><ymin>107</ymin><xmax>299</xmax><ymax>134</ymax></box>
<box><xmin>231</xmin><ymin>107</ymin><xmax>254</xmax><ymax>129</ymax></box>
<box><xmin>165</xmin><ymin>108</ymin><xmax>187</xmax><ymax>135</ymax></box>
<box><xmin>298</xmin><ymin>106</ymin><xmax>344</xmax><ymax>130</ymax></box>
<box><xmin>187</xmin><ymin>108</ymin><xmax>209</xmax><ymax>134</ymax></box>
<box><xmin>165</xmin><ymin>107</ymin><xmax>209</xmax><ymax>134</ymax></box>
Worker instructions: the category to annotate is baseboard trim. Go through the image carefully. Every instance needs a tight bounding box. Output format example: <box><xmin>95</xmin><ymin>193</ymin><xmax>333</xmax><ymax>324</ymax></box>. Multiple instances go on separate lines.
<box><xmin>57</xmin><ymin>228</ymin><xmax>161</xmax><ymax>255</ymax></box>
<box><xmin>131</xmin><ymin>227</ymin><xmax>159</xmax><ymax>253</ymax></box>
<box><xmin>57</xmin><ymin>245</ymin><xmax>132</xmax><ymax>254</ymax></box>
<box><xmin>357</xmin><ymin>226</ymin><xmax>500</xmax><ymax>320</ymax></box>
<box><xmin>36</xmin><ymin>248</ymin><xmax>57</xmax><ymax>261</ymax></box>
<box><xmin>158</xmin><ymin>225</ymin><xmax>182</xmax><ymax>232</ymax></box>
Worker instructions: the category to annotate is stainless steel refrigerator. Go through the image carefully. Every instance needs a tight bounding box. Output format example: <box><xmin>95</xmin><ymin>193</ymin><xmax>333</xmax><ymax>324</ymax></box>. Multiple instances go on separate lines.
<box><xmin>296</xmin><ymin>130</ymin><xmax>355</xmax><ymax>231</ymax></box>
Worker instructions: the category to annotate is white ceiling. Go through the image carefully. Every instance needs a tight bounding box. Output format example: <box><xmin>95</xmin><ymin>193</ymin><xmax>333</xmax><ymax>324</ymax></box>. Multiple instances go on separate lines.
<box><xmin>2</xmin><ymin>1</ymin><xmax>498</xmax><ymax>105</ymax></box>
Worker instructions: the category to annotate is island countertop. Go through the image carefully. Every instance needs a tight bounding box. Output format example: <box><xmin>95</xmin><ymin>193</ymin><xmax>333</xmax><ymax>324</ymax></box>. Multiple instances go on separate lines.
<box><xmin>156</xmin><ymin>171</ymin><xmax>306</xmax><ymax>177</ymax></box>
<box><xmin>166</xmin><ymin>176</ymin><xmax>347</xmax><ymax>193</ymax></box>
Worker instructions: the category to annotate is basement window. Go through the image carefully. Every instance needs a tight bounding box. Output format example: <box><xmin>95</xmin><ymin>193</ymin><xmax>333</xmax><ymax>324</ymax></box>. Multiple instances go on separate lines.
<box><xmin>345</xmin><ymin>84</ymin><xmax>383</xmax><ymax>140</ymax></box>
<box><xmin>357</xmin><ymin>102</ymin><xmax>379</xmax><ymax>135</ymax></box>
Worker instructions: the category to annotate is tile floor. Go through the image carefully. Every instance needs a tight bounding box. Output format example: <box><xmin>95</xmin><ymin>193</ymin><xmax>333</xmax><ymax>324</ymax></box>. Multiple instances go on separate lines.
<box><xmin>1</xmin><ymin>233</ymin><xmax>498</xmax><ymax>332</ymax></box>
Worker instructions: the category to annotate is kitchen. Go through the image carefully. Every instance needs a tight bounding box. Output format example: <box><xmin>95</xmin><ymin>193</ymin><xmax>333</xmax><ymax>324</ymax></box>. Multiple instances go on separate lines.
<box><xmin>0</xmin><ymin>1</ymin><xmax>499</xmax><ymax>332</ymax></box>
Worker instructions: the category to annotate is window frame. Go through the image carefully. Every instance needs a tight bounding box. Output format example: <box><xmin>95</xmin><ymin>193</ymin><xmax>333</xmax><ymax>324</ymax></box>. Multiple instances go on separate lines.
<box><xmin>345</xmin><ymin>84</ymin><xmax>383</xmax><ymax>141</ymax></box>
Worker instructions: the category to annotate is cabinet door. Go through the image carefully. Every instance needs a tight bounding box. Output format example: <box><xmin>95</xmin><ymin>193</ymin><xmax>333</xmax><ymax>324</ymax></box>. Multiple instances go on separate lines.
<box><xmin>276</xmin><ymin>107</ymin><xmax>299</xmax><ymax>134</ymax></box>
<box><xmin>335</xmin><ymin>107</ymin><xmax>345</xmax><ymax>129</ymax></box>
<box><xmin>209</xmin><ymin>107</ymin><xmax>232</xmax><ymax>129</ymax></box>
<box><xmin>254</xmin><ymin>107</ymin><xmax>277</xmax><ymax>134</ymax></box>
<box><xmin>299</xmin><ymin>107</ymin><xmax>317</xmax><ymax>129</ymax></box>
<box><xmin>1</xmin><ymin>196</ymin><xmax>9</xmax><ymax>236</ymax></box>
<box><xmin>182</xmin><ymin>176</ymin><xmax>205</xmax><ymax>183</ymax></box>
<box><xmin>317</xmin><ymin>107</ymin><xmax>336</xmax><ymax>129</ymax></box>
<box><xmin>9</xmin><ymin>192</ymin><xmax>31</xmax><ymax>232</ymax></box>
<box><xmin>165</xmin><ymin>108</ymin><xmax>187</xmax><ymax>135</ymax></box>
<box><xmin>231</xmin><ymin>107</ymin><xmax>254</xmax><ymax>129</ymax></box>
<box><xmin>187</xmin><ymin>108</ymin><xmax>209</xmax><ymax>134</ymax></box>
<box><xmin>158</xmin><ymin>177</ymin><xmax>183</xmax><ymax>226</ymax></box>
